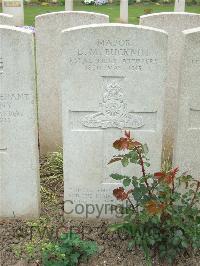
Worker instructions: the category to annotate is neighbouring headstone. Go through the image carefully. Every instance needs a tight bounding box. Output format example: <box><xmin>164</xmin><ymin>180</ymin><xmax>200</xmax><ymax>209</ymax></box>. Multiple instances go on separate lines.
<box><xmin>35</xmin><ymin>11</ymin><xmax>109</xmax><ymax>154</ymax></box>
<box><xmin>120</xmin><ymin>0</ymin><xmax>128</xmax><ymax>23</ymax></box>
<box><xmin>65</xmin><ymin>0</ymin><xmax>73</xmax><ymax>11</ymax></box>
<box><xmin>2</xmin><ymin>0</ymin><xmax>24</xmax><ymax>26</ymax></box>
<box><xmin>174</xmin><ymin>28</ymin><xmax>200</xmax><ymax>180</ymax></box>
<box><xmin>0</xmin><ymin>26</ymin><xmax>40</xmax><ymax>218</ymax></box>
<box><xmin>174</xmin><ymin>0</ymin><xmax>185</xmax><ymax>12</ymax></box>
<box><xmin>0</xmin><ymin>13</ymin><xmax>14</xmax><ymax>25</ymax></box>
<box><xmin>61</xmin><ymin>24</ymin><xmax>168</xmax><ymax>218</ymax></box>
<box><xmin>140</xmin><ymin>13</ymin><xmax>200</xmax><ymax>160</ymax></box>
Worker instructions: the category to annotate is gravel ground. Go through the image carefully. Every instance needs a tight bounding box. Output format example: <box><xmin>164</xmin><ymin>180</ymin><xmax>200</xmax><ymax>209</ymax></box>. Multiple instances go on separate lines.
<box><xmin>1</xmin><ymin>217</ymin><xmax>200</xmax><ymax>266</ymax></box>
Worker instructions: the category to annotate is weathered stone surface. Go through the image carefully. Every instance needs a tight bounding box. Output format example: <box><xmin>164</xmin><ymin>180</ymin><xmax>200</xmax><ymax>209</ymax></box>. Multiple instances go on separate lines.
<box><xmin>61</xmin><ymin>24</ymin><xmax>168</xmax><ymax>218</ymax></box>
<box><xmin>140</xmin><ymin>12</ymin><xmax>200</xmax><ymax>159</ymax></box>
<box><xmin>174</xmin><ymin>0</ymin><xmax>185</xmax><ymax>12</ymax></box>
<box><xmin>2</xmin><ymin>0</ymin><xmax>24</xmax><ymax>26</ymax></box>
<box><xmin>65</xmin><ymin>0</ymin><xmax>73</xmax><ymax>11</ymax></box>
<box><xmin>35</xmin><ymin>11</ymin><xmax>109</xmax><ymax>154</ymax></box>
<box><xmin>174</xmin><ymin>28</ymin><xmax>200</xmax><ymax>180</ymax></box>
<box><xmin>120</xmin><ymin>0</ymin><xmax>128</xmax><ymax>23</ymax></box>
<box><xmin>0</xmin><ymin>13</ymin><xmax>14</xmax><ymax>25</ymax></box>
<box><xmin>0</xmin><ymin>26</ymin><xmax>40</xmax><ymax>218</ymax></box>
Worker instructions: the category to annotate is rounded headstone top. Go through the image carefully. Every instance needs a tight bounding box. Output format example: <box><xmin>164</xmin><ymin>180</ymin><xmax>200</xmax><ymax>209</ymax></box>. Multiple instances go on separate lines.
<box><xmin>0</xmin><ymin>13</ymin><xmax>13</xmax><ymax>18</ymax></box>
<box><xmin>0</xmin><ymin>13</ymin><xmax>14</xmax><ymax>25</ymax></box>
<box><xmin>0</xmin><ymin>25</ymin><xmax>34</xmax><ymax>35</ymax></box>
<box><xmin>140</xmin><ymin>12</ymin><xmax>200</xmax><ymax>20</ymax></box>
<box><xmin>35</xmin><ymin>11</ymin><xmax>109</xmax><ymax>22</ymax></box>
<box><xmin>140</xmin><ymin>12</ymin><xmax>200</xmax><ymax>32</ymax></box>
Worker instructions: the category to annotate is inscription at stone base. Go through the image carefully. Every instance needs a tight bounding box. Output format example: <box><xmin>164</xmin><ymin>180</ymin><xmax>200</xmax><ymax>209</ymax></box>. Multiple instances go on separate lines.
<box><xmin>64</xmin><ymin>186</ymin><xmax>123</xmax><ymax>218</ymax></box>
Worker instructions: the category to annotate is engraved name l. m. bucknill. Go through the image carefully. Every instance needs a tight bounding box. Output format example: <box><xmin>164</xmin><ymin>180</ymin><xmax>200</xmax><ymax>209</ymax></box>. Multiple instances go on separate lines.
<box><xmin>80</xmin><ymin>78</ymin><xmax>144</xmax><ymax>129</ymax></box>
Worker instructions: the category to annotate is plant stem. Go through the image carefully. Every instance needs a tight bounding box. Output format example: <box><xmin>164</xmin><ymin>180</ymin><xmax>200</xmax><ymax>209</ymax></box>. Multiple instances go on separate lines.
<box><xmin>136</xmin><ymin>147</ymin><xmax>146</xmax><ymax>177</ymax></box>
<box><xmin>136</xmin><ymin>147</ymin><xmax>152</xmax><ymax>196</ymax></box>
<box><xmin>127</xmin><ymin>197</ymin><xmax>136</xmax><ymax>212</ymax></box>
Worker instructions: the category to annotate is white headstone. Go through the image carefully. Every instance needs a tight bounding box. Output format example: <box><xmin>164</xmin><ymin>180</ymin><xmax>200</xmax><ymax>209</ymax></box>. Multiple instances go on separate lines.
<box><xmin>61</xmin><ymin>24</ymin><xmax>168</xmax><ymax>219</ymax></box>
<box><xmin>35</xmin><ymin>11</ymin><xmax>109</xmax><ymax>154</ymax></box>
<box><xmin>174</xmin><ymin>0</ymin><xmax>185</xmax><ymax>12</ymax></box>
<box><xmin>174</xmin><ymin>28</ymin><xmax>200</xmax><ymax>180</ymax></box>
<box><xmin>0</xmin><ymin>13</ymin><xmax>14</xmax><ymax>25</ymax></box>
<box><xmin>2</xmin><ymin>0</ymin><xmax>24</xmax><ymax>26</ymax></box>
<box><xmin>0</xmin><ymin>26</ymin><xmax>40</xmax><ymax>218</ymax></box>
<box><xmin>120</xmin><ymin>0</ymin><xmax>128</xmax><ymax>23</ymax></box>
<box><xmin>65</xmin><ymin>0</ymin><xmax>73</xmax><ymax>11</ymax></box>
<box><xmin>140</xmin><ymin>13</ymin><xmax>200</xmax><ymax>159</ymax></box>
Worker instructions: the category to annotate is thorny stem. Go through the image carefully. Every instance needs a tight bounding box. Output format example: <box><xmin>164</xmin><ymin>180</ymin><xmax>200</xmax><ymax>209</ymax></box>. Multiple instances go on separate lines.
<box><xmin>135</xmin><ymin>147</ymin><xmax>152</xmax><ymax>196</ymax></box>
<box><xmin>136</xmin><ymin>147</ymin><xmax>146</xmax><ymax>178</ymax></box>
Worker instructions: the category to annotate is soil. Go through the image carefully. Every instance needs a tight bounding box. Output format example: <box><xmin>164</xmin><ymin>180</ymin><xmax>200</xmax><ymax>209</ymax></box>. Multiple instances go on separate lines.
<box><xmin>0</xmin><ymin>156</ymin><xmax>200</xmax><ymax>266</ymax></box>
<box><xmin>1</xmin><ymin>216</ymin><xmax>200</xmax><ymax>266</ymax></box>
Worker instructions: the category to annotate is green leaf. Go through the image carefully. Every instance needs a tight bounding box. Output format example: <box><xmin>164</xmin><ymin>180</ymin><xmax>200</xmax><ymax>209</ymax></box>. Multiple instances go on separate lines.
<box><xmin>128</xmin><ymin>240</ymin><xmax>135</xmax><ymax>250</ymax></box>
<box><xmin>108</xmin><ymin>223</ymin><xmax>125</xmax><ymax>232</ymax></box>
<box><xmin>132</xmin><ymin>187</ymin><xmax>143</xmax><ymax>201</ymax></box>
<box><xmin>172</xmin><ymin>236</ymin><xmax>180</xmax><ymax>245</ymax></box>
<box><xmin>129</xmin><ymin>150</ymin><xmax>139</xmax><ymax>163</ymax></box>
<box><xmin>131</xmin><ymin>178</ymin><xmax>138</xmax><ymax>187</ymax></box>
<box><xmin>144</xmin><ymin>162</ymin><xmax>150</xmax><ymax>167</ymax></box>
<box><xmin>123</xmin><ymin>178</ymin><xmax>131</xmax><ymax>187</ymax></box>
<box><xmin>110</xmin><ymin>174</ymin><xmax>129</xmax><ymax>180</ymax></box>
<box><xmin>181</xmin><ymin>240</ymin><xmax>188</xmax><ymax>248</ymax></box>
<box><xmin>121</xmin><ymin>157</ymin><xmax>129</xmax><ymax>167</ymax></box>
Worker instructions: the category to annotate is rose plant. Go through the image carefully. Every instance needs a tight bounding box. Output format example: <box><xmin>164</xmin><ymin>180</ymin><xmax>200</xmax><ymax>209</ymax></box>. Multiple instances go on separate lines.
<box><xmin>109</xmin><ymin>131</ymin><xmax>200</xmax><ymax>265</ymax></box>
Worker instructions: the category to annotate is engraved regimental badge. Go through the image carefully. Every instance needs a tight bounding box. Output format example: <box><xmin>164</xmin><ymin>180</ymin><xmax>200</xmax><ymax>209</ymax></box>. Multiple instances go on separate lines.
<box><xmin>81</xmin><ymin>78</ymin><xmax>144</xmax><ymax>129</ymax></box>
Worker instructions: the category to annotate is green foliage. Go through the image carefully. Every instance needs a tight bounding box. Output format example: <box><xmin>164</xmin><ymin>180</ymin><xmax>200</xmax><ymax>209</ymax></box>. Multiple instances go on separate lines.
<box><xmin>13</xmin><ymin>217</ymin><xmax>56</xmax><ymax>262</ymax></box>
<box><xmin>128</xmin><ymin>0</ymin><xmax>136</xmax><ymax>4</ymax></box>
<box><xmin>13</xmin><ymin>226</ymin><xmax>98</xmax><ymax>266</ymax></box>
<box><xmin>40</xmin><ymin>150</ymin><xmax>63</xmax><ymax>205</ymax></box>
<box><xmin>112</xmin><ymin>0</ymin><xmax>136</xmax><ymax>4</ymax></box>
<box><xmin>58</xmin><ymin>0</ymin><xmax>65</xmax><ymax>6</ymax></box>
<box><xmin>41</xmin><ymin>149</ymin><xmax>63</xmax><ymax>178</ymax></box>
<box><xmin>13</xmin><ymin>236</ymin><xmax>49</xmax><ymax>263</ymax></box>
<box><xmin>42</xmin><ymin>232</ymin><xmax>98</xmax><ymax>266</ymax></box>
<box><xmin>109</xmin><ymin>131</ymin><xmax>200</xmax><ymax>265</ymax></box>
